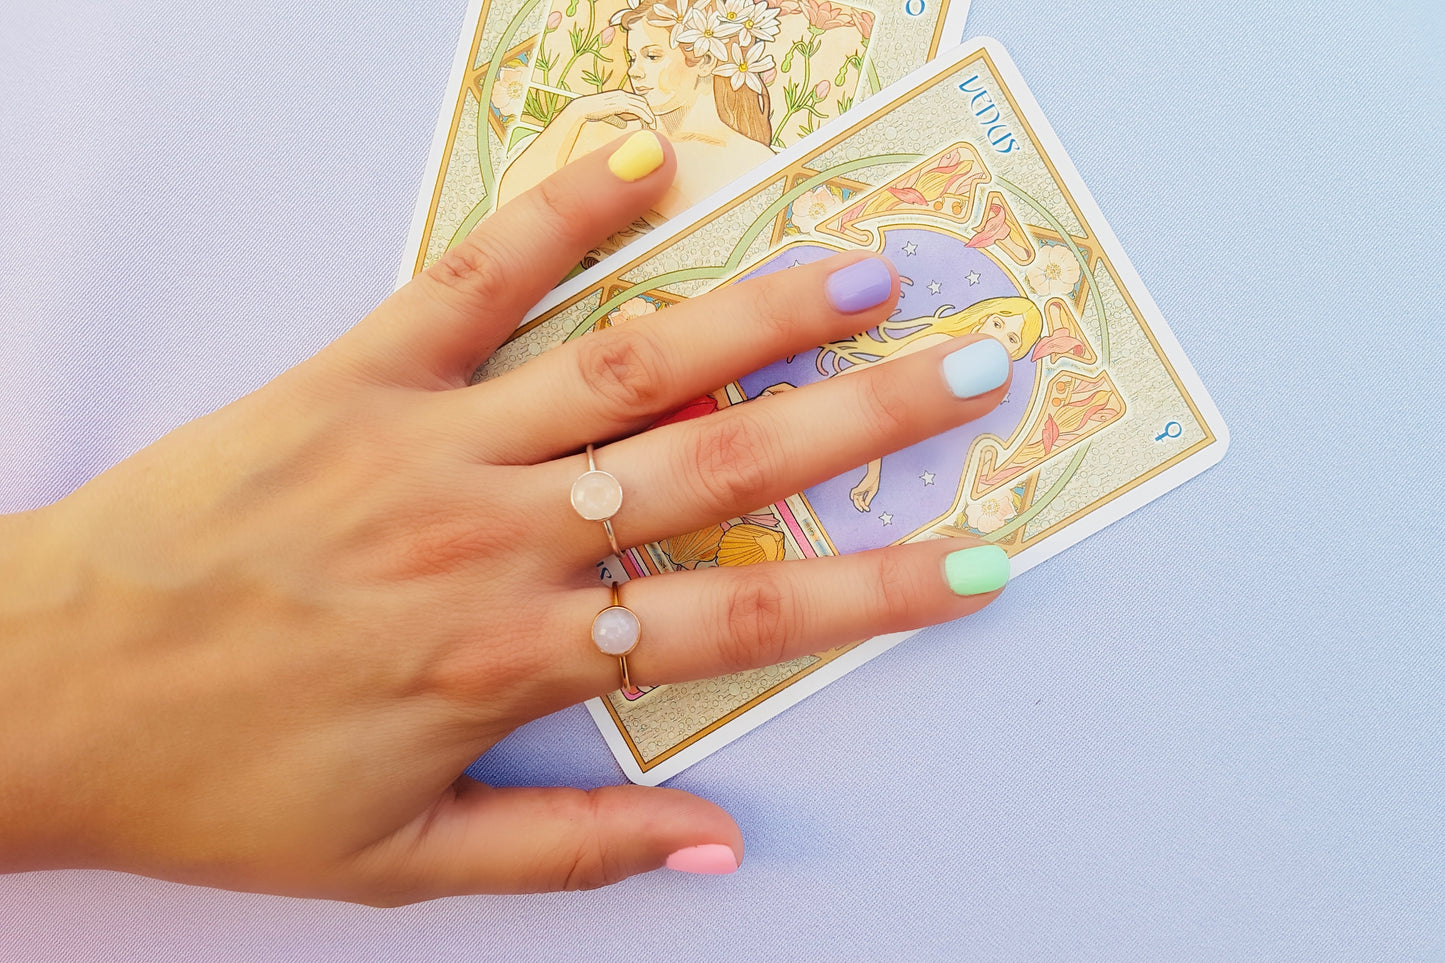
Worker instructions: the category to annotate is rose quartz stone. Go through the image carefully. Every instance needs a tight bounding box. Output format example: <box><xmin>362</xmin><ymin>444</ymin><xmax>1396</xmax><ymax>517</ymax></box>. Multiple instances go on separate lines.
<box><xmin>570</xmin><ymin>469</ymin><xmax>622</xmax><ymax>521</ymax></box>
<box><xmin>591</xmin><ymin>605</ymin><xmax>639</xmax><ymax>656</ymax></box>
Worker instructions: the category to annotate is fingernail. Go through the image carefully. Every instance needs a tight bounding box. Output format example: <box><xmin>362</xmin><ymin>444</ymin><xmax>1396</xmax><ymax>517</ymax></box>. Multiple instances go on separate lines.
<box><xmin>944</xmin><ymin>545</ymin><xmax>1010</xmax><ymax>596</ymax></box>
<box><xmin>942</xmin><ymin>338</ymin><xmax>1011</xmax><ymax>399</ymax></box>
<box><xmin>608</xmin><ymin>131</ymin><xmax>665</xmax><ymax>182</ymax></box>
<box><xmin>665</xmin><ymin>844</ymin><xmax>740</xmax><ymax>875</ymax></box>
<box><xmin>825</xmin><ymin>257</ymin><xmax>893</xmax><ymax>314</ymax></box>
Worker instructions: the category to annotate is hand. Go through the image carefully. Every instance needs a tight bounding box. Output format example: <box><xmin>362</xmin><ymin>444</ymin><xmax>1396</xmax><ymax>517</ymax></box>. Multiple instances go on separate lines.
<box><xmin>561</xmin><ymin>90</ymin><xmax>656</xmax><ymax>128</ymax></box>
<box><xmin>850</xmin><ymin>476</ymin><xmax>879</xmax><ymax>512</ymax></box>
<box><xmin>0</xmin><ymin>132</ymin><xmax>1013</xmax><ymax>905</ymax></box>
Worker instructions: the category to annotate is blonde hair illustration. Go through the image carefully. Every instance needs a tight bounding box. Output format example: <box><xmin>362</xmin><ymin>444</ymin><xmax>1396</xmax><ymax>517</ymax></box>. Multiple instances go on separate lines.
<box><xmin>815</xmin><ymin>296</ymin><xmax>1044</xmax><ymax>375</ymax></box>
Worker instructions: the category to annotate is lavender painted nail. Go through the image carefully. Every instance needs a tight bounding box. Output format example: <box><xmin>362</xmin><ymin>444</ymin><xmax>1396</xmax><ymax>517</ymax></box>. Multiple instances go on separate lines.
<box><xmin>824</xmin><ymin>258</ymin><xmax>893</xmax><ymax>314</ymax></box>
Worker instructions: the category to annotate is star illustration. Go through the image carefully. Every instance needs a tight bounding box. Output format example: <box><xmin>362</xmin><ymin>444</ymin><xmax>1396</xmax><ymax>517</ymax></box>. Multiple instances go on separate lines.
<box><xmin>788</xmin><ymin>259</ymin><xmax>802</xmax><ymax>269</ymax></box>
<box><xmin>966</xmin><ymin>270</ymin><xmax>981</xmax><ymax>285</ymax></box>
<box><xmin>1001</xmin><ymin>393</ymin><xmax>1010</xmax><ymax>404</ymax></box>
<box><xmin>902</xmin><ymin>241</ymin><xmax>918</xmax><ymax>256</ymax></box>
<box><xmin>879</xmin><ymin>512</ymin><xmax>894</xmax><ymax>526</ymax></box>
<box><xmin>920</xmin><ymin>470</ymin><xmax>936</xmax><ymax>486</ymax></box>
<box><xmin>927</xmin><ymin>280</ymin><xmax>942</xmax><ymax>295</ymax></box>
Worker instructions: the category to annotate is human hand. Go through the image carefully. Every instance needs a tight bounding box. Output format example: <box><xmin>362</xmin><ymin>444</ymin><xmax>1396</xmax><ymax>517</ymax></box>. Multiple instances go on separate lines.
<box><xmin>0</xmin><ymin>131</ymin><xmax>1013</xmax><ymax>905</ymax></box>
<box><xmin>563</xmin><ymin>89</ymin><xmax>656</xmax><ymax>128</ymax></box>
<box><xmin>850</xmin><ymin>476</ymin><xmax>879</xmax><ymax>512</ymax></box>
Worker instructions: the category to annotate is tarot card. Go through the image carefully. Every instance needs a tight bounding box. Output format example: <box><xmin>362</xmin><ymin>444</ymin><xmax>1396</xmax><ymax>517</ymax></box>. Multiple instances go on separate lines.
<box><xmin>397</xmin><ymin>0</ymin><xmax>971</xmax><ymax>285</ymax></box>
<box><xmin>480</xmin><ymin>39</ymin><xmax>1229</xmax><ymax>784</ymax></box>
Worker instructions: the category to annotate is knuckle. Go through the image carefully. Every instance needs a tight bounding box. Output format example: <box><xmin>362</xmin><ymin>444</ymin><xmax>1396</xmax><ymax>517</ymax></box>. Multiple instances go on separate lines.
<box><xmin>531</xmin><ymin>175</ymin><xmax>593</xmax><ymax>252</ymax></box>
<box><xmin>576</xmin><ymin>326</ymin><xmax>670</xmax><ymax>414</ymax></box>
<box><xmin>687</xmin><ymin>415</ymin><xmax>777</xmax><ymax>511</ymax></box>
<box><xmin>555</xmin><ymin>792</ymin><xmax>626</xmax><ymax>892</ymax></box>
<box><xmin>427</xmin><ymin>233</ymin><xmax>514</xmax><ymax>308</ymax></box>
<box><xmin>854</xmin><ymin>369</ymin><xmax>915</xmax><ymax>448</ymax></box>
<box><xmin>873</xmin><ymin>551</ymin><xmax>921</xmax><ymax>627</ymax></box>
<box><xmin>717</xmin><ymin>570</ymin><xmax>796</xmax><ymax>672</ymax></box>
<box><xmin>744</xmin><ymin>274</ymin><xmax>802</xmax><ymax>344</ymax></box>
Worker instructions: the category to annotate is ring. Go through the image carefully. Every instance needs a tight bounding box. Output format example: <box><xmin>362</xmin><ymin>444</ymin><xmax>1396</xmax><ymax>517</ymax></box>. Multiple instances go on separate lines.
<box><xmin>592</xmin><ymin>582</ymin><xmax>642</xmax><ymax>697</ymax></box>
<box><xmin>570</xmin><ymin>444</ymin><xmax>623</xmax><ymax>556</ymax></box>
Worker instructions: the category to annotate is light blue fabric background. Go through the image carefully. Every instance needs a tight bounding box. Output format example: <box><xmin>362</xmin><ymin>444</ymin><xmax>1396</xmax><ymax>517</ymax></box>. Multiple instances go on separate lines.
<box><xmin>2</xmin><ymin>0</ymin><xmax>1441</xmax><ymax>958</ymax></box>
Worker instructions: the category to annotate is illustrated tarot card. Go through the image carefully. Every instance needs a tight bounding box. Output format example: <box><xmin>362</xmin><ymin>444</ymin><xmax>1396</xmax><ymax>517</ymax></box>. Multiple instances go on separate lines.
<box><xmin>478</xmin><ymin>39</ymin><xmax>1230</xmax><ymax>784</ymax></box>
<box><xmin>398</xmin><ymin>0</ymin><xmax>971</xmax><ymax>285</ymax></box>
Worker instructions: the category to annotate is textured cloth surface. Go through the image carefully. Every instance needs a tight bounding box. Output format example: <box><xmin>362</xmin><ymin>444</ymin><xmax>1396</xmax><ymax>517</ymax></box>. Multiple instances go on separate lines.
<box><xmin>2</xmin><ymin>1</ymin><xmax>1442</xmax><ymax>959</ymax></box>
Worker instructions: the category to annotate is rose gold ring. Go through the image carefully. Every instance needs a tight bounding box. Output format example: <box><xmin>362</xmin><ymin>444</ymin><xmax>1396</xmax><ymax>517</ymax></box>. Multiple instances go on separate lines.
<box><xmin>591</xmin><ymin>582</ymin><xmax>642</xmax><ymax>697</ymax></box>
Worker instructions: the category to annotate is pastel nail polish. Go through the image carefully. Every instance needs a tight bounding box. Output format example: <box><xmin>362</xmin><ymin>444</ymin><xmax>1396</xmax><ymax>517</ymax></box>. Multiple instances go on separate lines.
<box><xmin>665</xmin><ymin>844</ymin><xmax>740</xmax><ymax>875</ymax></box>
<box><xmin>944</xmin><ymin>545</ymin><xmax>1010</xmax><ymax>596</ymax></box>
<box><xmin>942</xmin><ymin>338</ymin><xmax>1012</xmax><ymax>399</ymax></box>
<box><xmin>608</xmin><ymin>131</ymin><xmax>665</xmax><ymax>182</ymax></box>
<box><xmin>825</xmin><ymin>258</ymin><xmax>893</xmax><ymax>314</ymax></box>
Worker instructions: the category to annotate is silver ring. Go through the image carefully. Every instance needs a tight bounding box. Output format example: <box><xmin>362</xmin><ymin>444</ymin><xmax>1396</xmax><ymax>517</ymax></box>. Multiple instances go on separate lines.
<box><xmin>570</xmin><ymin>444</ymin><xmax>623</xmax><ymax>556</ymax></box>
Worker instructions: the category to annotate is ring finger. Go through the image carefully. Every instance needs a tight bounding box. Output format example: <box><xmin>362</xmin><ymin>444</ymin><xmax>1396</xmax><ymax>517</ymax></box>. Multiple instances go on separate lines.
<box><xmin>546</xmin><ymin>538</ymin><xmax>1009</xmax><ymax>702</ymax></box>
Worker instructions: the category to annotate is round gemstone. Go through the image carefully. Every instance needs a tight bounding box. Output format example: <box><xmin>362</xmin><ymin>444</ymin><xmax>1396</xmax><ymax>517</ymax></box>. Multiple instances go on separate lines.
<box><xmin>591</xmin><ymin>605</ymin><xmax>640</xmax><ymax>656</ymax></box>
<box><xmin>570</xmin><ymin>470</ymin><xmax>623</xmax><ymax>521</ymax></box>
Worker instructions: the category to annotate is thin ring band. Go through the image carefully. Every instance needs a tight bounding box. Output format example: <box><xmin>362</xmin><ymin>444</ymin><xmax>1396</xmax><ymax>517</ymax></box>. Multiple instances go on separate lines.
<box><xmin>586</xmin><ymin>447</ymin><xmax>622</xmax><ymax>557</ymax></box>
<box><xmin>591</xmin><ymin>582</ymin><xmax>642</xmax><ymax>697</ymax></box>
<box><xmin>571</xmin><ymin>444</ymin><xmax>623</xmax><ymax>556</ymax></box>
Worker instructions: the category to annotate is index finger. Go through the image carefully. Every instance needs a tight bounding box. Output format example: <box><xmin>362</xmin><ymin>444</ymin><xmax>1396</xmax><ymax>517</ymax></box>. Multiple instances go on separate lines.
<box><xmin>333</xmin><ymin>132</ymin><xmax>677</xmax><ymax>386</ymax></box>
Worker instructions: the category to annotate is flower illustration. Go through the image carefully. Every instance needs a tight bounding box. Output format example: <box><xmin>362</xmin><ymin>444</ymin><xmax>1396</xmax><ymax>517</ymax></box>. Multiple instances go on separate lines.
<box><xmin>845</xmin><ymin>8</ymin><xmax>873</xmax><ymax>38</ymax></box>
<box><xmin>790</xmin><ymin>185</ymin><xmax>842</xmax><ymax>233</ymax></box>
<box><xmin>492</xmin><ymin>62</ymin><xmax>530</xmax><ymax>118</ymax></box>
<box><xmin>716</xmin><ymin>40</ymin><xmax>776</xmax><ymax>92</ymax></box>
<box><xmin>647</xmin><ymin>0</ymin><xmax>692</xmax><ymax>45</ymax></box>
<box><xmin>599</xmin><ymin>24</ymin><xmax>616</xmax><ymax>44</ymax></box>
<box><xmin>1026</xmin><ymin>244</ymin><xmax>1082</xmax><ymax>297</ymax></box>
<box><xmin>546</xmin><ymin>9</ymin><xmax>563</xmax><ymax>29</ymax></box>
<box><xmin>964</xmin><ymin>488</ymin><xmax>1017</xmax><ymax>534</ymax></box>
<box><xmin>715</xmin><ymin>0</ymin><xmax>780</xmax><ymax>45</ymax></box>
<box><xmin>675</xmin><ymin>8</ymin><xmax>730</xmax><ymax>60</ymax></box>
<box><xmin>606</xmin><ymin>296</ymin><xmax>660</xmax><ymax>326</ymax></box>
<box><xmin>803</xmin><ymin>0</ymin><xmax>847</xmax><ymax>30</ymax></box>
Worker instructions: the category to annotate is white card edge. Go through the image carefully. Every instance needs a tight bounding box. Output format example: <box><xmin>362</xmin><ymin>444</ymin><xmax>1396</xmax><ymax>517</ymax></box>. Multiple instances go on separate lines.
<box><xmin>937</xmin><ymin>0</ymin><xmax>971</xmax><ymax>53</ymax></box>
<box><xmin>397</xmin><ymin>0</ymin><xmax>489</xmax><ymax>292</ymax></box>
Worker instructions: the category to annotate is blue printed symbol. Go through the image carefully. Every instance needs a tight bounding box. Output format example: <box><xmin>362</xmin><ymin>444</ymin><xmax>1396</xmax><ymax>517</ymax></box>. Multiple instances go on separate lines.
<box><xmin>1155</xmin><ymin>421</ymin><xmax>1182</xmax><ymax>441</ymax></box>
<box><xmin>904</xmin><ymin>0</ymin><xmax>925</xmax><ymax>15</ymax></box>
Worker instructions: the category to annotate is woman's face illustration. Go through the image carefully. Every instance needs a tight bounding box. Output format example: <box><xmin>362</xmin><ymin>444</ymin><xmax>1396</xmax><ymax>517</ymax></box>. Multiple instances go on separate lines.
<box><xmin>627</xmin><ymin>21</ymin><xmax>704</xmax><ymax>113</ymax></box>
<box><xmin>980</xmin><ymin>312</ymin><xmax>1026</xmax><ymax>355</ymax></box>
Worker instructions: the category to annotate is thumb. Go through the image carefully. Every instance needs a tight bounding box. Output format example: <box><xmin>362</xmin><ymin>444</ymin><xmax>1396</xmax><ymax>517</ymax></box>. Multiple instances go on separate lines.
<box><xmin>355</xmin><ymin>778</ymin><xmax>744</xmax><ymax>903</ymax></box>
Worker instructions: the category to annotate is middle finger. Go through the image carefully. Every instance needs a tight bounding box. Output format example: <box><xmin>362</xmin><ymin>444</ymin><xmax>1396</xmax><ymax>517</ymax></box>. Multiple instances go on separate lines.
<box><xmin>547</xmin><ymin>330</ymin><xmax>1014</xmax><ymax>564</ymax></box>
<box><xmin>462</xmin><ymin>252</ymin><xmax>898</xmax><ymax>464</ymax></box>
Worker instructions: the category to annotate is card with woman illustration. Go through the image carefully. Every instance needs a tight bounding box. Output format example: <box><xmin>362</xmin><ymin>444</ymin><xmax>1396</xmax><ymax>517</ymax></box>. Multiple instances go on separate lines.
<box><xmin>477</xmin><ymin>40</ymin><xmax>1229</xmax><ymax>784</ymax></box>
<box><xmin>399</xmin><ymin>0</ymin><xmax>969</xmax><ymax>283</ymax></box>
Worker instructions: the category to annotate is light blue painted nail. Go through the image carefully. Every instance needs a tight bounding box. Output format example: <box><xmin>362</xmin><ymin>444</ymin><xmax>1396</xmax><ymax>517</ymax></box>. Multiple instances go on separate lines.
<box><xmin>942</xmin><ymin>339</ymin><xmax>1011</xmax><ymax>399</ymax></box>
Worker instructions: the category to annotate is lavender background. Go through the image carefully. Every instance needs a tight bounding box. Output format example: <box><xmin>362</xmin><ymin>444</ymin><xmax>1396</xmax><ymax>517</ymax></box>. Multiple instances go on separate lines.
<box><xmin>3</xmin><ymin>1</ymin><xmax>1442</xmax><ymax>959</ymax></box>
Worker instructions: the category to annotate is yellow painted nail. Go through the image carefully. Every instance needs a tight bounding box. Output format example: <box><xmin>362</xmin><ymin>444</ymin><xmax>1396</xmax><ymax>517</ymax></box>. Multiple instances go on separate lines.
<box><xmin>607</xmin><ymin>131</ymin><xmax>664</xmax><ymax>182</ymax></box>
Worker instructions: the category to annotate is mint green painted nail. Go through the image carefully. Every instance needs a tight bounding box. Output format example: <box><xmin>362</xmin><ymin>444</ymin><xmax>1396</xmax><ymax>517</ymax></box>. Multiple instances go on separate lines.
<box><xmin>944</xmin><ymin>546</ymin><xmax>1010</xmax><ymax>596</ymax></box>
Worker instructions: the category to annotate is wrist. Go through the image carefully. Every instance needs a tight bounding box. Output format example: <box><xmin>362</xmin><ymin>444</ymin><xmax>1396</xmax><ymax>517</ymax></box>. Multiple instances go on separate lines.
<box><xmin>0</xmin><ymin>503</ymin><xmax>102</xmax><ymax>871</ymax></box>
